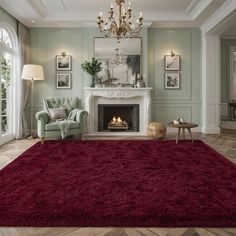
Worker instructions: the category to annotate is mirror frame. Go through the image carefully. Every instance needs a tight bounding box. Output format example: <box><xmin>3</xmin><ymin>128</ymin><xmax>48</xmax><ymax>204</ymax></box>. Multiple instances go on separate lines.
<box><xmin>94</xmin><ymin>37</ymin><xmax>142</xmax><ymax>86</ymax></box>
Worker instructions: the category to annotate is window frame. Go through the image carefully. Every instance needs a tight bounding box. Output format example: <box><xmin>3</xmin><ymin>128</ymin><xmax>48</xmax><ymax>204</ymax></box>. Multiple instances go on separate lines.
<box><xmin>0</xmin><ymin>22</ymin><xmax>18</xmax><ymax>145</ymax></box>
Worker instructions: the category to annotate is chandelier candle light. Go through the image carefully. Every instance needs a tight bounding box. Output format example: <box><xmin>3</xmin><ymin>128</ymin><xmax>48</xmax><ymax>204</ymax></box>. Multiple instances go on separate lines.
<box><xmin>97</xmin><ymin>0</ymin><xmax>143</xmax><ymax>39</ymax></box>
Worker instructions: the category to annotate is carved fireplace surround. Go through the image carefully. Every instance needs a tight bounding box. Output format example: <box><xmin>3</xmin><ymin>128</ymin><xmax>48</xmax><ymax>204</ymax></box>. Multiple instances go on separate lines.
<box><xmin>84</xmin><ymin>87</ymin><xmax>152</xmax><ymax>135</ymax></box>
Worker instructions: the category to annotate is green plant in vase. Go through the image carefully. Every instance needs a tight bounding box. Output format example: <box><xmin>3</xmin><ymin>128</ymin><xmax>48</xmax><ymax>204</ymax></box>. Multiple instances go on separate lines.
<box><xmin>81</xmin><ymin>57</ymin><xmax>102</xmax><ymax>87</ymax></box>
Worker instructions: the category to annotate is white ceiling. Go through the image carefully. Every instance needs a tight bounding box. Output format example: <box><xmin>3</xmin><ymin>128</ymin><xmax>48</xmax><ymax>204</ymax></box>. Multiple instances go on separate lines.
<box><xmin>0</xmin><ymin>0</ymin><xmax>226</xmax><ymax>28</ymax></box>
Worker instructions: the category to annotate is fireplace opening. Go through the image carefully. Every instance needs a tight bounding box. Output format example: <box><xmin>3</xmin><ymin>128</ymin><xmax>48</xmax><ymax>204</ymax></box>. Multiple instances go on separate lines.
<box><xmin>98</xmin><ymin>104</ymin><xmax>139</xmax><ymax>132</ymax></box>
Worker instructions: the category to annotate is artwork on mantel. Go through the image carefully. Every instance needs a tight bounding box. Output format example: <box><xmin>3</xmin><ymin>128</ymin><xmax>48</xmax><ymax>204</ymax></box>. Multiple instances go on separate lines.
<box><xmin>94</xmin><ymin>37</ymin><xmax>141</xmax><ymax>86</ymax></box>
<box><xmin>56</xmin><ymin>73</ymin><xmax>72</xmax><ymax>89</ymax></box>
<box><xmin>164</xmin><ymin>73</ymin><xmax>180</xmax><ymax>90</ymax></box>
<box><xmin>56</xmin><ymin>55</ymin><xmax>72</xmax><ymax>71</ymax></box>
<box><xmin>164</xmin><ymin>55</ymin><xmax>180</xmax><ymax>71</ymax></box>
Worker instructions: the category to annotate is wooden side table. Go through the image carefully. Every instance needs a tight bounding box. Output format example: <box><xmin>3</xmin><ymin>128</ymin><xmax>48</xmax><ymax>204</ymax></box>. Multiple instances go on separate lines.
<box><xmin>168</xmin><ymin>122</ymin><xmax>198</xmax><ymax>144</ymax></box>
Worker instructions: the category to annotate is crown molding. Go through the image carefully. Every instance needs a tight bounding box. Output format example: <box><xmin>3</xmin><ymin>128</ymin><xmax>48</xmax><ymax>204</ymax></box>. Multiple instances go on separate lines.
<box><xmin>0</xmin><ymin>0</ymin><xmax>45</xmax><ymax>26</ymax></box>
<box><xmin>0</xmin><ymin>0</ymin><xmax>226</xmax><ymax>29</ymax></box>
<box><xmin>189</xmin><ymin>0</ymin><xmax>212</xmax><ymax>20</ymax></box>
<box><xmin>200</xmin><ymin>0</ymin><xmax>236</xmax><ymax>35</ymax></box>
<box><xmin>29</xmin><ymin>0</ymin><xmax>47</xmax><ymax>18</ymax></box>
<box><xmin>0</xmin><ymin>0</ymin><xmax>29</xmax><ymax>27</ymax></box>
<box><xmin>42</xmin><ymin>11</ymin><xmax>192</xmax><ymax>23</ymax></box>
<box><xmin>185</xmin><ymin>0</ymin><xmax>199</xmax><ymax>13</ymax></box>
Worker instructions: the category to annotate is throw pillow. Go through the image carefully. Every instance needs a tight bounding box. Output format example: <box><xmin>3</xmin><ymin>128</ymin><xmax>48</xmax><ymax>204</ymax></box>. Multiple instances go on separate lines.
<box><xmin>48</xmin><ymin>108</ymin><xmax>67</xmax><ymax>120</ymax></box>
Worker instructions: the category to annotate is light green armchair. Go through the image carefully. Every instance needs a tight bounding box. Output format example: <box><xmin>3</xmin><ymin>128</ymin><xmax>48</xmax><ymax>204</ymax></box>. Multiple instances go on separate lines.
<box><xmin>36</xmin><ymin>97</ymin><xmax>88</xmax><ymax>143</ymax></box>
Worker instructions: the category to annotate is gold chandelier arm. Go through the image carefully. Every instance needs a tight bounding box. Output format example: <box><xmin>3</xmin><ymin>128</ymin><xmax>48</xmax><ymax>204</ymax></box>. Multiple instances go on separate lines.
<box><xmin>97</xmin><ymin>0</ymin><xmax>143</xmax><ymax>39</ymax></box>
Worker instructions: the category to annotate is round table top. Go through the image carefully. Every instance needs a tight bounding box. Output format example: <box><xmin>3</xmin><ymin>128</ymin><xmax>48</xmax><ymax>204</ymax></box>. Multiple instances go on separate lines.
<box><xmin>168</xmin><ymin>122</ymin><xmax>198</xmax><ymax>128</ymax></box>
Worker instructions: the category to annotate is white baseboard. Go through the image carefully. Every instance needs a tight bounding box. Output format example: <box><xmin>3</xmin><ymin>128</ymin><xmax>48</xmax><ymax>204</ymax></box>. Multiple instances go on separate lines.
<box><xmin>201</xmin><ymin>126</ymin><xmax>221</xmax><ymax>134</ymax></box>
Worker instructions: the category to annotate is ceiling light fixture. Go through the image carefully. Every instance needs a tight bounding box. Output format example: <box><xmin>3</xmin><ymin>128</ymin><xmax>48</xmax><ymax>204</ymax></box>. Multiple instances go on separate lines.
<box><xmin>97</xmin><ymin>0</ymin><xmax>143</xmax><ymax>39</ymax></box>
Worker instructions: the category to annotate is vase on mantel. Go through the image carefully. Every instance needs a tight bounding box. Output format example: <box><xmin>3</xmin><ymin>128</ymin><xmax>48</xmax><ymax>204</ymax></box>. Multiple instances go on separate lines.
<box><xmin>90</xmin><ymin>75</ymin><xmax>96</xmax><ymax>87</ymax></box>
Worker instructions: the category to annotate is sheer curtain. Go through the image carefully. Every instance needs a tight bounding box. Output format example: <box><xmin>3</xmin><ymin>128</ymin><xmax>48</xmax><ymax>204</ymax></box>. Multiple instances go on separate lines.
<box><xmin>16</xmin><ymin>22</ymin><xmax>30</xmax><ymax>139</ymax></box>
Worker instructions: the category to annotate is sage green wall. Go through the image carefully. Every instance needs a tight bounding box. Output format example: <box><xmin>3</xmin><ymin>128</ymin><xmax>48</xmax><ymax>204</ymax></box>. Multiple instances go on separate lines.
<box><xmin>30</xmin><ymin>27</ymin><xmax>202</xmax><ymax>127</ymax></box>
<box><xmin>0</xmin><ymin>7</ymin><xmax>17</xmax><ymax>31</ymax></box>
<box><xmin>29</xmin><ymin>28</ymin><xmax>148</xmax><ymax>112</ymax></box>
<box><xmin>220</xmin><ymin>39</ymin><xmax>236</xmax><ymax>103</ymax></box>
<box><xmin>148</xmin><ymin>28</ymin><xmax>202</xmax><ymax>125</ymax></box>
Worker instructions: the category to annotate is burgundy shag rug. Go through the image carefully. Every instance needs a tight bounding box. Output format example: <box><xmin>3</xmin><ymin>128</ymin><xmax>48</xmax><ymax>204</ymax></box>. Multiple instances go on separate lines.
<box><xmin>0</xmin><ymin>140</ymin><xmax>236</xmax><ymax>227</ymax></box>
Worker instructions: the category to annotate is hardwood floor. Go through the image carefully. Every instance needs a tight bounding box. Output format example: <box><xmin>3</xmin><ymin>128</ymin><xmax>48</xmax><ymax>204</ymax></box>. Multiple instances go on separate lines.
<box><xmin>0</xmin><ymin>133</ymin><xmax>236</xmax><ymax>236</ymax></box>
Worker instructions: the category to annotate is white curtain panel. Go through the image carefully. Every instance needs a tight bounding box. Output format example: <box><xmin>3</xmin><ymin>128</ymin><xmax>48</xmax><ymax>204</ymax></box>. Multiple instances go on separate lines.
<box><xmin>16</xmin><ymin>22</ymin><xmax>30</xmax><ymax>139</ymax></box>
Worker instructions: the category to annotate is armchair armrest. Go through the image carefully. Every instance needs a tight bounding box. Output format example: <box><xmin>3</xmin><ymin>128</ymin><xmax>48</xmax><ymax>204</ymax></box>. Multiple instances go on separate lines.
<box><xmin>36</xmin><ymin>111</ymin><xmax>50</xmax><ymax>123</ymax></box>
<box><xmin>75</xmin><ymin>110</ymin><xmax>88</xmax><ymax>133</ymax></box>
<box><xmin>35</xmin><ymin>111</ymin><xmax>50</xmax><ymax>138</ymax></box>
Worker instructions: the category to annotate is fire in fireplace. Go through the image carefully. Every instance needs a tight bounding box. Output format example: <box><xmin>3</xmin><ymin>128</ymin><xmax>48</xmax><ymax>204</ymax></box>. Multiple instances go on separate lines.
<box><xmin>98</xmin><ymin>104</ymin><xmax>139</xmax><ymax>132</ymax></box>
<box><xmin>108</xmin><ymin>116</ymin><xmax>128</xmax><ymax>131</ymax></box>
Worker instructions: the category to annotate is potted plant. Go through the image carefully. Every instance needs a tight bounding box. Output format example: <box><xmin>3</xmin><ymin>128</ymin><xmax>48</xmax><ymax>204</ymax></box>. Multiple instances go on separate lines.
<box><xmin>81</xmin><ymin>58</ymin><xmax>102</xmax><ymax>87</ymax></box>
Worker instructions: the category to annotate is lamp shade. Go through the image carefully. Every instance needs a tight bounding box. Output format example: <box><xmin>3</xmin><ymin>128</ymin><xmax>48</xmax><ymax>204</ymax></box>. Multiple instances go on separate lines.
<box><xmin>21</xmin><ymin>64</ymin><xmax>44</xmax><ymax>80</ymax></box>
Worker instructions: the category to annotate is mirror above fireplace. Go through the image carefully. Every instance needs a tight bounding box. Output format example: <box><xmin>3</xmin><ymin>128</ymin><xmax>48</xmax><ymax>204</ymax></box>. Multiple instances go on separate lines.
<box><xmin>94</xmin><ymin>37</ymin><xmax>141</xmax><ymax>86</ymax></box>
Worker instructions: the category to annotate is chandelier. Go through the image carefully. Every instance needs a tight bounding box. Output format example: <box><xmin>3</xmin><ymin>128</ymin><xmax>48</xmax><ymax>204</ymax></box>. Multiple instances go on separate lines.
<box><xmin>97</xmin><ymin>0</ymin><xmax>143</xmax><ymax>39</ymax></box>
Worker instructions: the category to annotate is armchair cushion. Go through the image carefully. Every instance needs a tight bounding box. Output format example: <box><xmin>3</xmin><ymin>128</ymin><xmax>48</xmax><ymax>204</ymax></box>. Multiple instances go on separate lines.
<box><xmin>48</xmin><ymin>108</ymin><xmax>67</xmax><ymax>119</ymax></box>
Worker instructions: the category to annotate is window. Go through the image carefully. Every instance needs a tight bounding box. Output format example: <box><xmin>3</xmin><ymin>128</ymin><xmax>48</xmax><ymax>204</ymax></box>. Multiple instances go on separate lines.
<box><xmin>0</xmin><ymin>25</ymin><xmax>18</xmax><ymax>145</ymax></box>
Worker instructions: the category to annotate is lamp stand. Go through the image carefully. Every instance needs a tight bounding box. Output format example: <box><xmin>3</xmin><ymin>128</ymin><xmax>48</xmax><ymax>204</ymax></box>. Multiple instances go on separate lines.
<box><xmin>28</xmin><ymin>78</ymin><xmax>35</xmax><ymax>139</ymax></box>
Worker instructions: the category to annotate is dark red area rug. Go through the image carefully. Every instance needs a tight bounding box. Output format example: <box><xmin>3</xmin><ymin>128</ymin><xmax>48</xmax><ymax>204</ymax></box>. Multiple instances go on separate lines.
<box><xmin>0</xmin><ymin>140</ymin><xmax>236</xmax><ymax>227</ymax></box>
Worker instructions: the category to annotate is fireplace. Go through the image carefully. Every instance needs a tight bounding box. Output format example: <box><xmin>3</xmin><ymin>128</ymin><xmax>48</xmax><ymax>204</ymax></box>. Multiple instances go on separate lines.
<box><xmin>84</xmin><ymin>87</ymin><xmax>152</xmax><ymax>135</ymax></box>
<box><xmin>98</xmin><ymin>104</ymin><xmax>139</xmax><ymax>132</ymax></box>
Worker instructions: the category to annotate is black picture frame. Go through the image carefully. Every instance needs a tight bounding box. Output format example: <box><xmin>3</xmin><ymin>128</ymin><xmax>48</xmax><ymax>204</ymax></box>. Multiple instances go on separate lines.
<box><xmin>56</xmin><ymin>55</ymin><xmax>72</xmax><ymax>71</ymax></box>
<box><xmin>164</xmin><ymin>73</ymin><xmax>180</xmax><ymax>89</ymax></box>
<box><xmin>164</xmin><ymin>55</ymin><xmax>180</xmax><ymax>71</ymax></box>
<box><xmin>56</xmin><ymin>73</ymin><xmax>72</xmax><ymax>89</ymax></box>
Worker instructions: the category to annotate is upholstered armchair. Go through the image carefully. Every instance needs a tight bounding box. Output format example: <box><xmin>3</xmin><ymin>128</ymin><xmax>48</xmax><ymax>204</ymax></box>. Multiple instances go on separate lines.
<box><xmin>36</xmin><ymin>97</ymin><xmax>88</xmax><ymax>143</ymax></box>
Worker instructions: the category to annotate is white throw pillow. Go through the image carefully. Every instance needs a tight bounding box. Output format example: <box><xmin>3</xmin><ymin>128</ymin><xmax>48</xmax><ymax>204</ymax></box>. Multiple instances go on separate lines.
<box><xmin>48</xmin><ymin>108</ymin><xmax>67</xmax><ymax>120</ymax></box>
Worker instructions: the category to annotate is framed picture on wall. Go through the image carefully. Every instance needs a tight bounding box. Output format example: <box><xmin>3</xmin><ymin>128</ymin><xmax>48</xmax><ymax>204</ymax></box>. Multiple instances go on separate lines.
<box><xmin>56</xmin><ymin>73</ymin><xmax>72</xmax><ymax>89</ymax></box>
<box><xmin>56</xmin><ymin>55</ymin><xmax>72</xmax><ymax>71</ymax></box>
<box><xmin>164</xmin><ymin>73</ymin><xmax>180</xmax><ymax>89</ymax></box>
<box><xmin>164</xmin><ymin>55</ymin><xmax>180</xmax><ymax>71</ymax></box>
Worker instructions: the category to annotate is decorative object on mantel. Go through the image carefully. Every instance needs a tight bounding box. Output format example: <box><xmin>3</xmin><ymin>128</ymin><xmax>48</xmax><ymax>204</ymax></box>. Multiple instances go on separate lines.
<box><xmin>97</xmin><ymin>0</ymin><xmax>143</xmax><ymax>39</ymax></box>
<box><xmin>164</xmin><ymin>54</ymin><xmax>180</xmax><ymax>71</ymax></box>
<box><xmin>147</xmin><ymin>122</ymin><xmax>167</xmax><ymax>140</ymax></box>
<box><xmin>134</xmin><ymin>73</ymin><xmax>145</xmax><ymax>88</ymax></box>
<box><xmin>81</xmin><ymin>58</ymin><xmax>102</xmax><ymax>87</ymax></box>
<box><xmin>56</xmin><ymin>53</ymin><xmax>72</xmax><ymax>71</ymax></box>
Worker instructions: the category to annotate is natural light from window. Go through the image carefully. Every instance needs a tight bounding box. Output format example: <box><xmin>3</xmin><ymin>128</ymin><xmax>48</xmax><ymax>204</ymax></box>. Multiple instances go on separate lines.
<box><xmin>0</xmin><ymin>26</ymin><xmax>16</xmax><ymax>143</ymax></box>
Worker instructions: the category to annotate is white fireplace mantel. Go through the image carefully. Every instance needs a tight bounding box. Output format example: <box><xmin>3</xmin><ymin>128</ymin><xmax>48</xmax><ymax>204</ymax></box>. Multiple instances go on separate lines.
<box><xmin>84</xmin><ymin>87</ymin><xmax>152</xmax><ymax>135</ymax></box>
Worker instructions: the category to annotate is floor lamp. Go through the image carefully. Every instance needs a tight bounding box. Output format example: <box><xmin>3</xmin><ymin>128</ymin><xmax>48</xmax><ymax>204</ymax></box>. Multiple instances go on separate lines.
<box><xmin>21</xmin><ymin>64</ymin><xmax>44</xmax><ymax>138</ymax></box>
